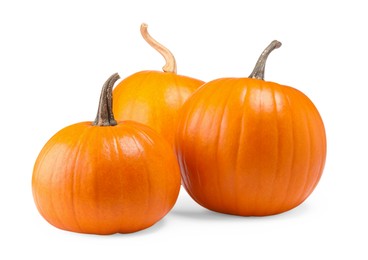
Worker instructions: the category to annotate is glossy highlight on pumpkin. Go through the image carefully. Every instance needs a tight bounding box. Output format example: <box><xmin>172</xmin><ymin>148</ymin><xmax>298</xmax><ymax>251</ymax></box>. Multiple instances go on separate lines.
<box><xmin>32</xmin><ymin>73</ymin><xmax>181</xmax><ymax>234</ymax></box>
<box><xmin>175</xmin><ymin>41</ymin><xmax>327</xmax><ymax>216</ymax></box>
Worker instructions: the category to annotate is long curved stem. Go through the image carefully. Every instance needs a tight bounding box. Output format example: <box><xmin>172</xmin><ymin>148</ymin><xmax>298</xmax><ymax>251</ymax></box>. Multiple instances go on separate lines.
<box><xmin>140</xmin><ymin>23</ymin><xmax>177</xmax><ymax>73</ymax></box>
<box><xmin>249</xmin><ymin>40</ymin><xmax>282</xmax><ymax>80</ymax></box>
<box><xmin>93</xmin><ymin>73</ymin><xmax>120</xmax><ymax>126</ymax></box>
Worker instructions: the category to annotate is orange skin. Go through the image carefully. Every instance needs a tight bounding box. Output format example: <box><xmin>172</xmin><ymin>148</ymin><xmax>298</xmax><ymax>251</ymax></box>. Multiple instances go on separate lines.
<box><xmin>33</xmin><ymin>121</ymin><xmax>181</xmax><ymax>234</ymax></box>
<box><xmin>32</xmin><ymin>73</ymin><xmax>181</xmax><ymax>234</ymax></box>
<box><xmin>176</xmin><ymin>40</ymin><xmax>326</xmax><ymax>216</ymax></box>
<box><xmin>113</xmin><ymin>70</ymin><xmax>204</xmax><ymax>146</ymax></box>
<box><xmin>176</xmin><ymin>78</ymin><xmax>327</xmax><ymax>216</ymax></box>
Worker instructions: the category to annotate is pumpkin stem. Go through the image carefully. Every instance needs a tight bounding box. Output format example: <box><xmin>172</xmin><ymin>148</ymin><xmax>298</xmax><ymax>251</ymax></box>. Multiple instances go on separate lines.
<box><xmin>249</xmin><ymin>40</ymin><xmax>282</xmax><ymax>80</ymax></box>
<box><xmin>140</xmin><ymin>23</ymin><xmax>177</xmax><ymax>73</ymax></box>
<box><xmin>93</xmin><ymin>73</ymin><xmax>120</xmax><ymax>126</ymax></box>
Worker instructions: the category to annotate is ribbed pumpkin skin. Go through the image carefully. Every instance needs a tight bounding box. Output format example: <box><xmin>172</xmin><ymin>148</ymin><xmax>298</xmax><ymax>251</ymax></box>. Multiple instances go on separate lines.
<box><xmin>176</xmin><ymin>78</ymin><xmax>326</xmax><ymax>216</ymax></box>
<box><xmin>113</xmin><ymin>70</ymin><xmax>204</xmax><ymax>146</ymax></box>
<box><xmin>33</xmin><ymin>121</ymin><xmax>181</xmax><ymax>234</ymax></box>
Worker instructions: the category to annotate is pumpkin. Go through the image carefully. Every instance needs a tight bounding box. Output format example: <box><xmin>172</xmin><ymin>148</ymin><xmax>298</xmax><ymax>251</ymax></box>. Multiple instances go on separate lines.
<box><xmin>175</xmin><ymin>41</ymin><xmax>327</xmax><ymax>216</ymax></box>
<box><xmin>113</xmin><ymin>23</ymin><xmax>204</xmax><ymax>147</ymax></box>
<box><xmin>32</xmin><ymin>73</ymin><xmax>181</xmax><ymax>234</ymax></box>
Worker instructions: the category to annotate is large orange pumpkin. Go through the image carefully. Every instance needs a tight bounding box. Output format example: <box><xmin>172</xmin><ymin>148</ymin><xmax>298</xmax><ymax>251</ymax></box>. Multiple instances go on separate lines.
<box><xmin>32</xmin><ymin>73</ymin><xmax>181</xmax><ymax>234</ymax></box>
<box><xmin>175</xmin><ymin>41</ymin><xmax>327</xmax><ymax>216</ymax></box>
<box><xmin>113</xmin><ymin>23</ymin><xmax>204</xmax><ymax>147</ymax></box>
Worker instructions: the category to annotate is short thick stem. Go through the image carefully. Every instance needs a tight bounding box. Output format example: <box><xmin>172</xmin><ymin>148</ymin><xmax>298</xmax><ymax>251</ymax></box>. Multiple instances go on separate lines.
<box><xmin>93</xmin><ymin>73</ymin><xmax>120</xmax><ymax>126</ymax></box>
<box><xmin>140</xmin><ymin>23</ymin><xmax>177</xmax><ymax>73</ymax></box>
<box><xmin>249</xmin><ymin>40</ymin><xmax>282</xmax><ymax>80</ymax></box>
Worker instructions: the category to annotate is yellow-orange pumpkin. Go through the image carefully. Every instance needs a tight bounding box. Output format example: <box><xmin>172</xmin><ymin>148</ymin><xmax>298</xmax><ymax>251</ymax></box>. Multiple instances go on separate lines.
<box><xmin>32</xmin><ymin>73</ymin><xmax>181</xmax><ymax>234</ymax></box>
<box><xmin>113</xmin><ymin>23</ymin><xmax>204</xmax><ymax>147</ymax></box>
<box><xmin>175</xmin><ymin>41</ymin><xmax>327</xmax><ymax>216</ymax></box>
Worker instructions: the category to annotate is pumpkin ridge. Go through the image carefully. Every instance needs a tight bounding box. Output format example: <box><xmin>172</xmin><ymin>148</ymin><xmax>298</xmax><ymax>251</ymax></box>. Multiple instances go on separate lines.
<box><xmin>236</xmin><ymin>83</ymin><xmax>256</xmax><ymax>213</ymax></box>
<box><xmin>309</xmin><ymin>112</ymin><xmax>327</xmax><ymax>194</ymax></box>
<box><xmin>33</xmin><ymin>127</ymin><xmax>79</xmax><ymax>230</ymax></box>
<box><xmin>181</xmin><ymin>91</ymin><xmax>208</xmax><ymax>203</ymax></box>
<box><xmin>70</xmin><ymin>125</ymin><xmax>92</xmax><ymax>232</ymax></box>
<box><xmin>279</xmin><ymin>88</ymin><xmax>295</xmax><ymax>212</ymax></box>
<box><xmin>108</xmin><ymin>126</ymin><xmax>126</xmax><ymax>231</ymax></box>
<box><xmin>299</xmin><ymin>112</ymin><xmax>317</xmax><ymax>202</ymax></box>
<box><xmin>314</xmin><ymin>103</ymin><xmax>327</xmax><ymax>182</ymax></box>
<box><xmin>49</xmin><ymin>141</ymin><xmax>70</xmax><ymax>230</ymax></box>
<box><xmin>266</xmin><ymin>83</ymin><xmax>280</xmax><ymax>214</ymax></box>
<box><xmin>131</xmin><ymin>129</ymin><xmax>152</xmax><ymax>231</ymax></box>
<box><xmin>134</xmin><ymin>127</ymin><xmax>180</xmax><ymax>225</ymax></box>
<box><xmin>190</xmin><ymin>84</ymin><xmax>221</xmax><ymax>203</ymax></box>
<box><xmin>205</xmin><ymin>79</ymin><xmax>235</xmax><ymax>209</ymax></box>
<box><xmin>251</xmin><ymin>82</ymin><xmax>263</xmax><ymax>213</ymax></box>
<box><xmin>188</xmin><ymin>100</ymin><xmax>205</xmax><ymax>203</ymax></box>
<box><xmin>294</xmin><ymin>94</ymin><xmax>313</xmax><ymax>207</ymax></box>
<box><xmin>214</xmin><ymin>79</ymin><xmax>239</xmax><ymax>211</ymax></box>
<box><xmin>296</xmin><ymin>97</ymin><xmax>321</xmax><ymax>205</ymax></box>
<box><xmin>32</xmin><ymin>140</ymin><xmax>55</xmax><ymax>224</ymax></box>
<box><xmin>232</xmin><ymin>79</ymin><xmax>249</xmax><ymax>214</ymax></box>
<box><xmin>235</xmin><ymin>81</ymin><xmax>250</xmax><ymax>214</ymax></box>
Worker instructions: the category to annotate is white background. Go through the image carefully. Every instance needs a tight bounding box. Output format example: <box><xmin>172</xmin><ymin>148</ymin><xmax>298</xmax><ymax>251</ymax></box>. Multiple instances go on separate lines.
<box><xmin>1</xmin><ymin>0</ymin><xmax>367</xmax><ymax>259</ymax></box>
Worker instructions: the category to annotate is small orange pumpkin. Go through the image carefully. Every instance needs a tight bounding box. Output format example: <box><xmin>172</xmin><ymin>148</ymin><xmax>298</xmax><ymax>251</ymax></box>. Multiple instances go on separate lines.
<box><xmin>113</xmin><ymin>23</ymin><xmax>204</xmax><ymax>147</ymax></box>
<box><xmin>176</xmin><ymin>41</ymin><xmax>327</xmax><ymax>216</ymax></box>
<box><xmin>32</xmin><ymin>73</ymin><xmax>181</xmax><ymax>234</ymax></box>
